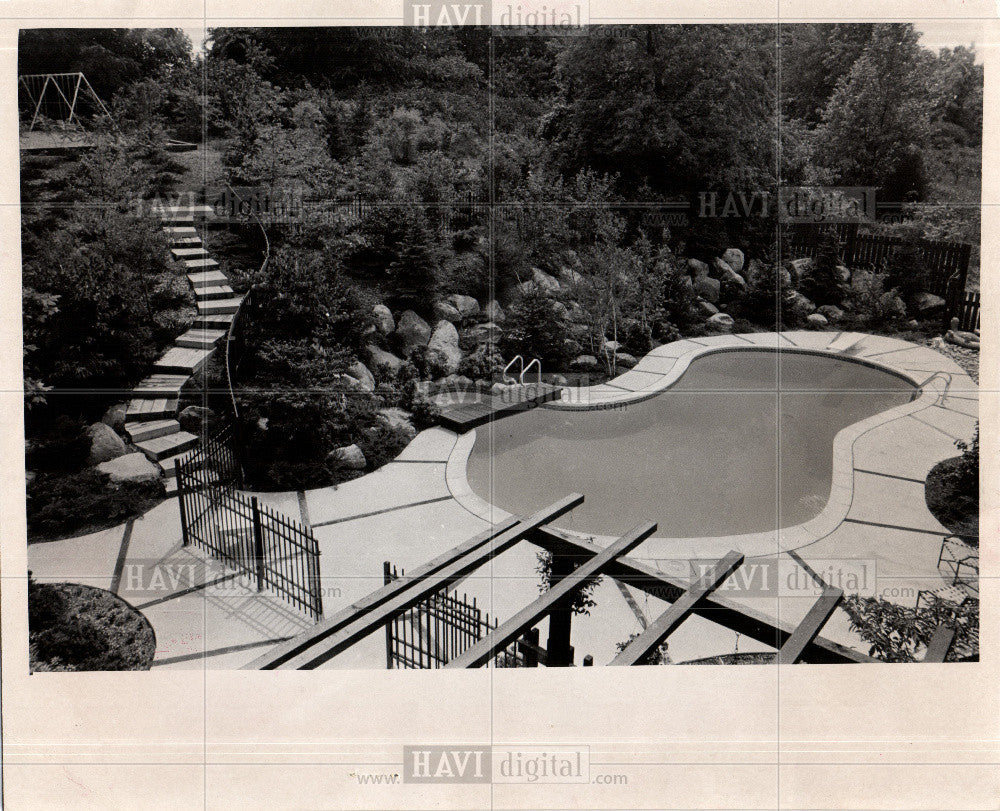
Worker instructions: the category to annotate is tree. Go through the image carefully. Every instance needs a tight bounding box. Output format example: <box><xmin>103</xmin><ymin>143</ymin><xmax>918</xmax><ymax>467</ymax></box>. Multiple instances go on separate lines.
<box><xmin>501</xmin><ymin>287</ymin><xmax>570</xmax><ymax>368</ymax></box>
<box><xmin>815</xmin><ymin>24</ymin><xmax>931</xmax><ymax>200</ymax></box>
<box><xmin>386</xmin><ymin>212</ymin><xmax>441</xmax><ymax>314</ymax></box>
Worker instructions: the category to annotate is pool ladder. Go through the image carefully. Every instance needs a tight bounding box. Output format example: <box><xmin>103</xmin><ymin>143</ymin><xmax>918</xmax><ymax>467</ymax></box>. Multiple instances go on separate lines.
<box><xmin>502</xmin><ymin>355</ymin><xmax>542</xmax><ymax>385</ymax></box>
<box><xmin>914</xmin><ymin>370</ymin><xmax>953</xmax><ymax>405</ymax></box>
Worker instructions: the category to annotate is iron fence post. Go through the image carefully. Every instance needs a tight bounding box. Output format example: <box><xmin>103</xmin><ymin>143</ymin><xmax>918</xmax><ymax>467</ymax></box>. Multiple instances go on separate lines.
<box><xmin>251</xmin><ymin>496</ymin><xmax>265</xmax><ymax>592</ymax></box>
<box><xmin>175</xmin><ymin>459</ymin><xmax>189</xmax><ymax>547</ymax></box>
<box><xmin>383</xmin><ymin>561</ymin><xmax>394</xmax><ymax>669</ymax></box>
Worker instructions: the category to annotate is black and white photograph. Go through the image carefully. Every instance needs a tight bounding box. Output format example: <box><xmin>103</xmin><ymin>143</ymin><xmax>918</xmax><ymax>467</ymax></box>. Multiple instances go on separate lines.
<box><xmin>2</xmin><ymin>7</ymin><xmax>995</xmax><ymax>809</ymax></box>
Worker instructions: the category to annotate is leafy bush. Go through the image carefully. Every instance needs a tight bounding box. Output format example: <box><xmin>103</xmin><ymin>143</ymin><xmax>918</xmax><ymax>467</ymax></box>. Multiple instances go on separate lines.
<box><xmin>799</xmin><ymin>229</ymin><xmax>844</xmax><ymax>306</ymax></box>
<box><xmin>841</xmin><ymin>270</ymin><xmax>906</xmax><ymax>330</ymax></box>
<box><xmin>841</xmin><ymin>594</ymin><xmax>978</xmax><ymax>662</ymax></box>
<box><xmin>407</xmin><ymin>345</ymin><xmax>452</xmax><ymax>380</ymax></box>
<box><xmin>25</xmin><ymin>415</ymin><xmax>91</xmax><ymax>474</ymax></box>
<box><xmin>29</xmin><ymin>577</ymin><xmax>156</xmax><ymax>671</ymax></box>
<box><xmin>27</xmin><ymin>470</ymin><xmax>163</xmax><ymax>539</ymax></box>
<box><xmin>458</xmin><ymin>345</ymin><xmax>504</xmax><ymax>380</ymax></box>
<box><xmin>501</xmin><ymin>288</ymin><xmax>570</xmax><ymax>367</ymax></box>
<box><xmin>356</xmin><ymin>422</ymin><xmax>413</xmax><ymax>470</ymax></box>
<box><xmin>884</xmin><ymin>242</ymin><xmax>929</xmax><ymax>300</ymax></box>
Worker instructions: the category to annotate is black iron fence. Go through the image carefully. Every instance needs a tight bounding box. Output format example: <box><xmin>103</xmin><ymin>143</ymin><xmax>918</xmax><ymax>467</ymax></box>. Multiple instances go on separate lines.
<box><xmin>176</xmin><ymin>447</ymin><xmax>323</xmax><ymax>621</ymax></box>
<box><xmin>383</xmin><ymin>562</ymin><xmax>534</xmax><ymax>668</ymax></box>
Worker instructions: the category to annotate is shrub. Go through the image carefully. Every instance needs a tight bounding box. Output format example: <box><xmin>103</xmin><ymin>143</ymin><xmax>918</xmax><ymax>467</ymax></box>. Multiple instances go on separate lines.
<box><xmin>501</xmin><ymin>288</ymin><xmax>570</xmax><ymax>368</ymax></box>
<box><xmin>800</xmin><ymin>229</ymin><xmax>844</xmax><ymax>306</ymax></box>
<box><xmin>458</xmin><ymin>345</ymin><xmax>504</xmax><ymax>381</ymax></box>
<box><xmin>26</xmin><ymin>415</ymin><xmax>91</xmax><ymax>474</ymax></box>
<box><xmin>408</xmin><ymin>345</ymin><xmax>452</xmax><ymax>380</ymax></box>
<box><xmin>26</xmin><ymin>470</ymin><xmax>163</xmax><ymax>539</ymax></box>
<box><xmin>884</xmin><ymin>242</ymin><xmax>929</xmax><ymax>301</ymax></box>
<box><xmin>356</xmin><ymin>422</ymin><xmax>413</xmax><ymax>470</ymax></box>
<box><xmin>946</xmin><ymin>423</ymin><xmax>979</xmax><ymax>497</ymax></box>
<box><xmin>841</xmin><ymin>270</ymin><xmax>906</xmax><ymax>330</ymax></box>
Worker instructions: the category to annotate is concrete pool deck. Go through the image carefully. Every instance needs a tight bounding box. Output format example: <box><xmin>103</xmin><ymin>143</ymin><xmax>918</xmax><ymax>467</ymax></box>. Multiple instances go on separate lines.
<box><xmin>26</xmin><ymin>331</ymin><xmax>978</xmax><ymax>667</ymax></box>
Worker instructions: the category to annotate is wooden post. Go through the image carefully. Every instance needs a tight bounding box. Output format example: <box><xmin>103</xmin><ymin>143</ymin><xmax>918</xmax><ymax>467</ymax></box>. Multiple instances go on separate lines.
<box><xmin>583</xmin><ymin>655</ymin><xmax>593</xmax><ymax>667</ymax></box>
<box><xmin>175</xmin><ymin>459</ymin><xmax>189</xmax><ymax>547</ymax></box>
<box><xmin>546</xmin><ymin>553</ymin><xmax>575</xmax><ymax>667</ymax></box>
<box><xmin>521</xmin><ymin>628</ymin><xmax>539</xmax><ymax>667</ymax></box>
<box><xmin>251</xmin><ymin>496</ymin><xmax>266</xmax><ymax>592</ymax></box>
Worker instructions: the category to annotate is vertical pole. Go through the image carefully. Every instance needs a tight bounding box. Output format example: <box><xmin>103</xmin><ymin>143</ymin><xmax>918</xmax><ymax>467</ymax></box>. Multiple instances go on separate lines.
<box><xmin>251</xmin><ymin>496</ymin><xmax>265</xmax><ymax>592</ymax></box>
<box><xmin>175</xmin><ymin>459</ymin><xmax>189</xmax><ymax>547</ymax></box>
<box><xmin>546</xmin><ymin>553</ymin><xmax>575</xmax><ymax>667</ymax></box>
<box><xmin>522</xmin><ymin>628</ymin><xmax>539</xmax><ymax>668</ymax></box>
<box><xmin>383</xmin><ymin>562</ymin><xmax>394</xmax><ymax>669</ymax></box>
<box><xmin>582</xmin><ymin>655</ymin><xmax>594</xmax><ymax>667</ymax></box>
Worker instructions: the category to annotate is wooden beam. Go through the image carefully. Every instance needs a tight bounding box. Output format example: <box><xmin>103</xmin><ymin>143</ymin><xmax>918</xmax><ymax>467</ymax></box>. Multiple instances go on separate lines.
<box><xmin>245</xmin><ymin>495</ymin><xmax>585</xmax><ymax>669</ymax></box>
<box><xmin>923</xmin><ymin>625</ymin><xmax>956</xmax><ymax>663</ymax></box>
<box><xmin>776</xmin><ymin>589</ymin><xmax>844</xmax><ymax>664</ymax></box>
<box><xmin>246</xmin><ymin>515</ymin><xmax>519</xmax><ymax>669</ymax></box>
<box><xmin>527</xmin><ymin>527</ymin><xmax>876</xmax><ymax>664</ymax></box>
<box><xmin>446</xmin><ymin>522</ymin><xmax>658</xmax><ymax>668</ymax></box>
<box><xmin>610</xmin><ymin>551</ymin><xmax>744</xmax><ymax>666</ymax></box>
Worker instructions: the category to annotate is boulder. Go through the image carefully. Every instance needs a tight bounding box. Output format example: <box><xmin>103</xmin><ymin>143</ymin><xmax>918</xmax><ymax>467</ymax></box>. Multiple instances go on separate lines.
<box><xmin>687</xmin><ymin>258</ymin><xmax>710</xmax><ymax>277</ymax></box>
<box><xmin>447</xmin><ymin>294</ymin><xmax>480</xmax><ymax>318</ymax></box>
<box><xmin>787</xmin><ymin>258</ymin><xmax>814</xmax><ymax>285</ymax></box>
<box><xmin>432</xmin><ymin>300</ymin><xmax>462</xmax><ymax>323</ymax></box>
<box><xmin>806</xmin><ymin>312</ymin><xmax>829</xmax><ymax>329</ymax></box>
<box><xmin>101</xmin><ymin>403</ymin><xmax>128</xmax><ymax>431</ymax></box>
<box><xmin>911</xmin><ymin>292</ymin><xmax>946</xmax><ymax>318</ymax></box>
<box><xmin>836</xmin><ymin>265</ymin><xmax>851</xmax><ymax>284</ymax></box>
<box><xmin>86</xmin><ymin>422</ymin><xmax>127</xmax><ymax>465</ymax></box>
<box><xmin>372</xmin><ymin>304</ymin><xmax>395</xmax><ymax>335</ymax></box>
<box><xmin>558</xmin><ymin>266</ymin><xmax>584</xmax><ymax>286</ymax></box>
<box><xmin>396</xmin><ymin>310</ymin><xmax>432</xmax><ymax>355</ymax></box>
<box><xmin>907</xmin><ymin>319</ymin><xmax>920</xmax><ymax>330</ymax></box>
<box><xmin>786</xmin><ymin>291</ymin><xmax>817</xmax><ymax>318</ymax></box>
<box><xmin>26</xmin><ymin>470</ymin><xmax>36</xmax><ymax>487</ymax></box>
<box><xmin>363</xmin><ymin>344</ymin><xmax>404</xmax><ymax>374</ymax></box>
<box><xmin>571</xmin><ymin>354</ymin><xmax>599</xmax><ymax>371</ymax></box>
<box><xmin>602</xmin><ymin>339</ymin><xmax>622</xmax><ymax>353</ymax></box>
<box><xmin>744</xmin><ymin>258</ymin><xmax>765</xmax><ymax>284</ymax></box>
<box><xmin>332</xmin><ymin>444</ymin><xmax>367</xmax><ymax>470</ymax></box>
<box><xmin>816</xmin><ymin>304</ymin><xmax>844</xmax><ymax>323</ymax></box>
<box><xmin>531</xmin><ymin>267</ymin><xmax>561</xmax><ymax>292</ymax></box>
<box><xmin>462</xmin><ymin>322</ymin><xmax>502</xmax><ymax>346</ymax></box>
<box><xmin>428</xmin><ymin>320</ymin><xmax>462</xmax><ymax>374</ymax></box>
<box><xmin>713</xmin><ymin>258</ymin><xmax>746</xmax><ymax>289</ymax></box>
<box><xmin>706</xmin><ymin>313</ymin><xmax>735</xmax><ymax>333</ymax></box>
<box><xmin>721</xmin><ymin>248</ymin><xmax>745</xmax><ymax>275</ymax></box>
<box><xmin>615</xmin><ymin>352</ymin><xmax>638</xmax><ymax>368</ymax></box>
<box><xmin>698</xmin><ymin>300</ymin><xmax>720</xmax><ymax>316</ymax></box>
<box><xmin>886</xmin><ymin>294</ymin><xmax>908</xmax><ymax>320</ymax></box>
<box><xmin>95</xmin><ymin>452</ymin><xmax>161</xmax><ymax>485</ymax></box>
<box><xmin>694</xmin><ymin>275</ymin><xmax>721</xmax><ymax>304</ymax></box>
<box><xmin>179</xmin><ymin>405</ymin><xmax>216</xmax><ymax>434</ymax></box>
<box><xmin>377</xmin><ymin>407</ymin><xmax>417</xmax><ymax>440</ymax></box>
<box><xmin>347</xmin><ymin>361</ymin><xmax>376</xmax><ymax>392</ymax></box>
<box><xmin>484</xmin><ymin>299</ymin><xmax>505</xmax><ymax>323</ymax></box>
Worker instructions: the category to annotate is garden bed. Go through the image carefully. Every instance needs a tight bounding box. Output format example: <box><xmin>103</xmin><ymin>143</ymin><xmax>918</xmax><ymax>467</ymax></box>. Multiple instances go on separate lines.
<box><xmin>29</xmin><ymin>579</ymin><xmax>156</xmax><ymax>671</ymax></box>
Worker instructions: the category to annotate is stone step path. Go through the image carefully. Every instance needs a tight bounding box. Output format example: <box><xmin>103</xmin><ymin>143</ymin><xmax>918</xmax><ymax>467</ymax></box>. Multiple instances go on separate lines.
<box><xmin>108</xmin><ymin>205</ymin><xmax>245</xmax><ymax>491</ymax></box>
<box><xmin>175</xmin><ymin>328</ymin><xmax>226</xmax><ymax>349</ymax></box>
<box><xmin>187</xmin><ymin>270</ymin><xmax>228</xmax><ymax>288</ymax></box>
<box><xmin>193</xmin><ymin>285</ymin><xmax>236</xmax><ymax>302</ymax></box>
<box><xmin>125</xmin><ymin>418</ymin><xmax>183</xmax><ymax>443</ymax></box>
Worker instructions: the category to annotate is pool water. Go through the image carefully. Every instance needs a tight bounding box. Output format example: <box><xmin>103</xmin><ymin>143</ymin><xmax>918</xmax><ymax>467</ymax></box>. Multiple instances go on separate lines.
<box><xmin>467</xmin><ymin>350</ymin><xmax>914</xmax><ymax>538</ymax></box>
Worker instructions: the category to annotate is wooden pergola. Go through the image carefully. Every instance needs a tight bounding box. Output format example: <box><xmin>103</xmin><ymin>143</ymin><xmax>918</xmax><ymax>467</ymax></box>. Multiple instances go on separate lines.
<box><xmin>245</xmin><ymin>494</ymin><xmax>956</xmax><ymax>669</ymax></box>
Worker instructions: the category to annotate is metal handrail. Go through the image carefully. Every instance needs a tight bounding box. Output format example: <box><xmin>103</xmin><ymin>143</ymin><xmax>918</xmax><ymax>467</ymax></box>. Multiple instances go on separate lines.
<box><xmin>223</xmin><ymin>181</ymin><xmax>270</xmax><ymax>423</ymax></box>
<box><xmin>502</xmin><ymin>355</ymin><xmax>523</xmax><ymax>384</ymax></box>
<box><xmin>520</xmin><ymin>358</ymin><xmax>541</xmax><ymax>385</ymax></box>
<box><xmin>915</xmin><ymin>370</ymin><xmax>953</xmax><ymax>405</ymax></box>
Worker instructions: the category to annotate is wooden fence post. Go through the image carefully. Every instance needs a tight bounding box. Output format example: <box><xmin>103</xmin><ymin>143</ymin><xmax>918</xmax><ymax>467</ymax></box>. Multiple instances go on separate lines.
<box><xmin>546</xmin><ymin>554</ymin><xmax>576</xmax><ymax>667</ymax></box>
<box><xmin>251</xmin><ymin>496</ymin><xmax>266</xmax><ymax>592</ymax></box>
<box><xmin>522</xmin><ymin>627</ymin><xmax>539</xmax><ymax>667</ymax></box>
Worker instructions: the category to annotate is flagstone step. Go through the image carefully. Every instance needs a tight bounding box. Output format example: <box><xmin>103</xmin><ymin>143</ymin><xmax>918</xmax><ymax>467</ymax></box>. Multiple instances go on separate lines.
<box><xmin>183</xmin><ymin>257</ymin><xmax>220</xmax><ymax>270</ymax></box>
<box><xmin>168</xmin><ymin>236</ymin><xmax>202</xmax><ymax>247</ymax></box>
<box><xmin>198</xmin><ymin>297</ymin><xmax>243</xmax><ymax>316</ymax></box>
<box><xmin>135</xmin><ymin>431</ymin><xmax>200</xmax><ymax>462</ymax></box>
<box><xmin>131</xmin><ymin>374</ymin><xmax>190</xmax><ymax>399</ymax></box>
<box><xmin>153</xmin><ymin>346</ymin><xmax>215</xmax><ymax>375</ymax></box>
<box><xmin>187</xmin><ymin>270</ymin><xmax>228</xmax><ymax>288</ymax></box>
<box><xmin>125</xmin><ymin>419</ymin><xmax>182</xmax><ymax>443</ymax></box>
<box><xmin>126</xmin><ymin>397</ymin><xmax>178</xmax><ymax>421</ymax></box>
<box><xmin>171</xmin><ymin>246</ymin><xmax>210</xmax><ymax>260</ymax></box>
<box><xmin>193</xmin><ymin>285</ymin><xmax>235</xmax><ymax>302</ymax></box>
<box><xmin>175</xmin><ymin>328</ymin><xmax>227</xmax><ymax>349</ymax></box>
<box><xmin>193</xmin><ymin>313</ymin><xmax>237</xmax><ymax>330</ymax></box>
<box><xmin>163</xmin><ymin>226</ymin><xmax>198</xmax><ymax>235</ymax></box>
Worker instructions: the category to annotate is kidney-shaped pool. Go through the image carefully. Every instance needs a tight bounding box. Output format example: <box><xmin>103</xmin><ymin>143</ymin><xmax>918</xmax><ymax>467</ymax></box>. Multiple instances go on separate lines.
<box><xmin>467</xmin><ymin>350</ymin><xmax>915</xmax><ymax>538</ymax></box>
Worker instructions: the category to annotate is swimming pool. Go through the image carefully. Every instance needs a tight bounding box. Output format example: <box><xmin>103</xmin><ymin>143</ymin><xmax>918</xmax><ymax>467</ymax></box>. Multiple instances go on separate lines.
<box><xmin>466</xmin><ymin>350</ymin><xmax>915</xmax><ymax>538</ymax></box>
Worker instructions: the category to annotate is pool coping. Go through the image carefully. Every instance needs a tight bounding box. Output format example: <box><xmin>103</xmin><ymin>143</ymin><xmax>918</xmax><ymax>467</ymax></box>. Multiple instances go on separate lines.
<box><xmin>444</xmin><ymin>331</ymin><xmax>976</xmax><ymax>558</ymax></box>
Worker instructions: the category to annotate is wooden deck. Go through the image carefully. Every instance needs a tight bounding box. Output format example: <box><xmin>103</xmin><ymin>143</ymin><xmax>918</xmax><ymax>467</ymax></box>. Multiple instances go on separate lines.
<box><xmin>437</xmin><ymin>383</ymin><xmax>564</xmax><ymax>432</ymax></box>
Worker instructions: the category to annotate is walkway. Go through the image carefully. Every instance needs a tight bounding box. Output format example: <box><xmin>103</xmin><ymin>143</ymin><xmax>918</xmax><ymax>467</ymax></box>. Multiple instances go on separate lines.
<box><xmin>123</xmin><ymin>204</ymin><xmax>242</xmax><ymax>494</ymax></box>
<box><xmin>27</xmin><ymin>332</ymin><xmax>978</xmax><ymax>667</ymax></box>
